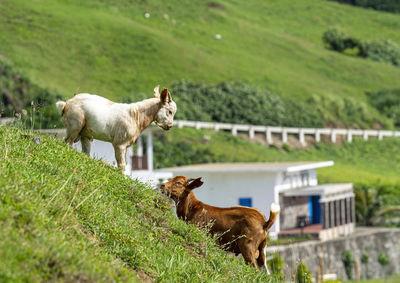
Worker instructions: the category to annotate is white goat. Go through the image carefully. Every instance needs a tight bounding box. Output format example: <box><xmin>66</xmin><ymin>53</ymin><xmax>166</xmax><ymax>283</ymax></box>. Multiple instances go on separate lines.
<box><xmin>56</xmin><ymin>86</ymin><xmax>177</xmax><ymax>172</ymax></box>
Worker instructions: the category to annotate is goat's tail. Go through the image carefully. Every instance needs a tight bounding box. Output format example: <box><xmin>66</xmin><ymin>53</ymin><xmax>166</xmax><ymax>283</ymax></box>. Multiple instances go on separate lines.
<box><xmin>263</xmin><ymin>203</ymin><xmax>280</xmax><ymax>231</ymax></box>
<box><xmin>55</xmin><ymin>101</ymin><xmax>66</xmax><ymax>116</ymax></box>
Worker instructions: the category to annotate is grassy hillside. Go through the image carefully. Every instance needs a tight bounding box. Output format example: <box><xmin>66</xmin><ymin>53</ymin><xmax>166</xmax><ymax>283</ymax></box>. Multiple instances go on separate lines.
<box><xmin>153</xmin><ymin>127</ymin><xmax>400</xmax><ymax>205</ymax></box>
<box><xmin>0</xmin><ymin>125</ymin><xmax>274</xmax><ymax>282</ymax></box>
<box><xmin>1</xmin><ymin>0</ymin><xmax>400</xmax><ymax>105</ymax></box>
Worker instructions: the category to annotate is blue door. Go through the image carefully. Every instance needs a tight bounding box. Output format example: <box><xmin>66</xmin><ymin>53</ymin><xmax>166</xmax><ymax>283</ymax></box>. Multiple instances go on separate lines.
<box><xmin>308</xmin><ymin>196</ymin><xmax>321</xmax><ymax>224</ymax></box>
<box><xmin>239</xmin><ymin>198</ymin><xmax>252</xmax><ymax>207</ymax></box>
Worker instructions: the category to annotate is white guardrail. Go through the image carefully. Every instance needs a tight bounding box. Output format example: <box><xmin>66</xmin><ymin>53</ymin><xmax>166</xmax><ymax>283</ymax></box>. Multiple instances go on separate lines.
<box><xmin>32</xmin><ymin>120</ymin><xmax>400</xmax><ymax>147</ymax></box>
<box><xmin>173</xmin><ymin>120</ymin><xmax>400</xmax><ymax>146</ymax></box>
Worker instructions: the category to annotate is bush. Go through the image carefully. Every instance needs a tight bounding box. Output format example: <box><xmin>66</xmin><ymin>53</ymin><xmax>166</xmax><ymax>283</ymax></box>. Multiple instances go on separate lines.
<box><xmin>0</xmin><ymin>57</ymin><xmax>63</xmax><ymax>129</ymax></box>
<box><xmin>369</xmin><ymin>89</ymin><xmax>400</xmax><ymax>127</ymax></box>
<box><xmin>267</xmin><ymin>253</ymin><xmax>285</xmax><ymax>281</ymax></box>
<box><xmin>308</xmin><ymin>95</ymin><xmax>382</xmax><ymax>129</ymax></box>
<box><xmin>342</xmin><ymin>249</ymin><xmax>354</xmax><ymax>280</ymax></box>
<box><xmin>323</xmin><ymin>28</ymin><xmax>359</xmax><ymax>52</ymax></box>
<box><xmin>378</xmin><ymin>253</ymin><xmax>390</xmax><ymax>266</ymax></box>
<box><xmin>327</xmin><ymin>0</ymin><xmax>400</xmax><ymax>13</ymax></box>
<box><xmin>296</xmin><ymin>262</ymin><xmax>312</xmax><ymax>283</ymax></box>
<box><xmin>322</xmin><ymin>28</ymin><xmax>400</xmax><ymax>68</ymax></box>
<box><xmin>359</xmin><ymin>40</ymin><xmax>400</xmax><ymax>66</ymax></box>
<box><xmin>170</xmin><ymin>80</ymin><xmax>324</xmax><ymax>128</ymax></box>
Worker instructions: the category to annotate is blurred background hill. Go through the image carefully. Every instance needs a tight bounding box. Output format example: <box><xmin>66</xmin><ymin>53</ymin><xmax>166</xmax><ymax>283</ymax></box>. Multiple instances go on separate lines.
<box><xmin>1</xmin><ymin>0</ymin><xmax>400</xmax><ymax>129</ymax></box>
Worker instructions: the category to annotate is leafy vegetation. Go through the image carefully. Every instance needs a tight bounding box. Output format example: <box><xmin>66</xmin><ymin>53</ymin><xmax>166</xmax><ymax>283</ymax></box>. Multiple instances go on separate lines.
<box><xmin>0</xmin><ymin>125</ymin><xmax>275</xmax><ymax>282</ymax></box>
<box><xmin>323</xmin><ymin>28</ymin><xmax>400</xmax><ymax>67</ymax></box>
<box><xmin>369</xmin><ymin>88</ymin><xmax>400</xmax><ymax>127</ymax></box>
<box><xmin>170</xmin><ymin>80</ymin><xmax>389</xmax><ymax>128</ymax></box>
<box><xmin>327</xmin><ymin>0</ymin><xmax>400</xmax><ymax>13</ymax></box>
<box><xmin>361</xmin><ymin>252</ymin><xmax>370</xmax><ymax>279</ymax></box>
<box><xmin>378</xmin><ymin>253</ymin><xmax>390</xmax><ymax>267</ymax></box>
<box><xmin>348</xmin><ymin>274</ymin><xmax>400</xmax><ymax>283</ymax></box>
<box><xmin>0</xmin><ymin>57</ymin><xmax>63</xmax><ymax>129</ymax></box>
<box><xmin>267</xmin><ymin>253</ymin><xmax>285</xmax><ymax>281</ymax></box>
<box><xmin>171</xmin><ymin>81</ymin><xmax>323</xmax><ymax>128</ymax></box>
<box><xmin>296</xmin><ymin>262</ymin><xmax>312</xmax><ymax>283</ymax></box>
<box><xmin>342</xmin><ymin>249</ymin><xmax>354</xmax><ymax>280</ymax></box>
<box><xmin>355</xmin><ymin>184</ymin><xmax>400</xmax><ymax>226</ymax></box>
<box><xmin>1</xmin><ymin>0</ymin><xmax>400</xmax><ymax>128</ymax></box>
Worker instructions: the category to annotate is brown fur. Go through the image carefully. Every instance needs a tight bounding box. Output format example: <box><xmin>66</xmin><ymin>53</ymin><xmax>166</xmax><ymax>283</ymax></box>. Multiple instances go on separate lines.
<box><xmin>160</xmin><ymin>176</ymin><xmax>279</xmax><ymax>269</ymax></box>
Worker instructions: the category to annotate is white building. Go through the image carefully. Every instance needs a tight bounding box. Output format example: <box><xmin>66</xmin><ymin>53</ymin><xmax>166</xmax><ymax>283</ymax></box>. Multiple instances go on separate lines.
<box><xmin>157</xmin><ymin>161</ymin><xmax>355</xmax><ymax>241</ymax></box>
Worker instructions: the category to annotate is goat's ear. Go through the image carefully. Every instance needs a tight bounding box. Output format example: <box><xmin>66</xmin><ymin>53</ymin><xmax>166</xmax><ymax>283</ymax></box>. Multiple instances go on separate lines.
<box><xmin>186</xmin><ymin>177</ymin><xmax>203</xmax><ymax>191</ymax></box>
<box><xmin>154</xmin><ymin>85</ymin><xmax>160</xmax><ymax>98</ymax></box>
<box><xmin>161</xmin><ymin>88</ymin><xmax>171</xmax><ymax>104</ymax></box>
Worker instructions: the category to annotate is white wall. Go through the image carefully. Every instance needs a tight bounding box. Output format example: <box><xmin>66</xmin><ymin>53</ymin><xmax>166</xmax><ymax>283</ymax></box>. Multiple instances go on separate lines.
<box><xmin>275</xmin><ymin>169</ymin><xmax>318</xmax><ymax>192</ymax></box>
<box><xmin>171</xmin><ymin>171</ymin><xmax>280</xmax><ymax>233</ymax></box>
<box><xmin>73</xmin><ymin>140</ymin><xmax>133</xmax><ymax>174</ymax></box>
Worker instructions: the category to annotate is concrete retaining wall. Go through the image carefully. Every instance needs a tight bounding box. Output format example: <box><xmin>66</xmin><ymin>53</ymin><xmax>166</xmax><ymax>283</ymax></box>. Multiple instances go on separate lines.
<box><xmin>266</xmin><ymin>228</ymin><xmax>400</xmax><ymax>281</ymax></box>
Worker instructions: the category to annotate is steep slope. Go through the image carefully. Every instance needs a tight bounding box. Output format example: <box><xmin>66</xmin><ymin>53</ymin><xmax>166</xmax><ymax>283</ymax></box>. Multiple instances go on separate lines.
<box><xmin>0</xmin><ymin>0</ymin><xmax>399</xmax><ymax>103</ymax></box>
<box><xmin>0</xmin><ymin>126</ymin><xmax>274</xmax><ymax>282</ymax></box>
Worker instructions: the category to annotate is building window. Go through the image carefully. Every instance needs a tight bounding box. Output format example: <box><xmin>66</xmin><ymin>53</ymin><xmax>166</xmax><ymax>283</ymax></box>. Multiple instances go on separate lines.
<box><xmin>239</xmin><ymin>198</ymin><xmax>252</xmax><ymax>207</ymax></box>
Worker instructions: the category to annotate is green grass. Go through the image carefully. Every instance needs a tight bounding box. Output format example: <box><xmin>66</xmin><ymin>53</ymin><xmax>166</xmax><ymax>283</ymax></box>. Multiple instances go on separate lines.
<box><xmin>1</xmin><ymin>0</ymin><xmax>400</xmax><ymax>105</ymax></box>
<box><xmin>347</xmin><ymin>273</ymin><xmax>400</xmax><ymax>282</ymax></box>
<box><xmin>154</xmin><ymin>127</ymin><xmax>400</xmax><ymax>189</ymax></box>
<box><xmin>0</xmin><ymin>126</ymin><xmax>275</xmax><ymax>282</ymax></box>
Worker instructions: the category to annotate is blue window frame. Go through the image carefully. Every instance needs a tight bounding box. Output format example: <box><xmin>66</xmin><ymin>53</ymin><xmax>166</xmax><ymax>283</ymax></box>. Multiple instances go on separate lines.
<box><xmin>239</xmin><ymin>197</ymin><xmax>252</xmax><ymax>207</ymax></box>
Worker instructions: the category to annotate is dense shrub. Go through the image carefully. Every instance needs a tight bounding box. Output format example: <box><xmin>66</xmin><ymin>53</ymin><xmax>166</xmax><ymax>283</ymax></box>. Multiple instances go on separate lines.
<box><xmin>378</xmin><ymin>253</ymin><xmax>390</xmax><ymax>266</ymax></box>
<box><xmin>296</xmin><ymin>262</ymin><xmax>312</xmax><ymax>283</ymax></box>
<box><xmin>327</xmin><ymin>0</ymin><xmax>400</xmax><ymax>13</ymax></box>
<box><xmin>369</xmin><ymin>89</ymin><xmax>400</xmax><ymax>127</ymax></box>
<box><xmin>323</xmin><ymin>28</ymin><xmax>359</xmax><ymax>52</ymax></box>
<box><xmin>359</xmin><ymin>40</ymin><xmax>400</xmax><ymax>66</ymax></box>
<box><xmin>171</xmin><ymin>80</ymin><xmax>324</xmax><ymax>128</ymax></box>
<box><xmin>267</xmin><ymin>253</ymin><xmax>285</xmax><ymax>281</ymax></box>
<box><xmin>342</xmin><ymin>249</ymin><xmax>354</xmax><ymax>280</ymax></box>
<box><xmin>163</xmin><ymin>80</ymin><xmax>387</xmax><ymax>129</ymax></box>
<box><xmin>323</xmin><ymin>28</ymin><xmax>400</xmax><ymax>67</ymax></box>
<box><xmin>308</xmin><ymin>95</ymin><xmax>382</xmax><ymax>129</ymax></box>
<box><xmin>0</xmin><ymin>57</ymin><xmax>63</xmax><ymax>128</ymax></box>
<box><xmin>152</xmin><ymin>130</ymin><xmax>219</xmax><ymax>169</ymax></box>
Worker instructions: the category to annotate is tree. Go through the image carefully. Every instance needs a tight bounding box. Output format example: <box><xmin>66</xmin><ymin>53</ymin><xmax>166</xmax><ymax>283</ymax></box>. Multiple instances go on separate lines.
<box><xmin>355</xmin><ymin>184</ymin><xmax>400</xmax><ymax>226</ymax></box>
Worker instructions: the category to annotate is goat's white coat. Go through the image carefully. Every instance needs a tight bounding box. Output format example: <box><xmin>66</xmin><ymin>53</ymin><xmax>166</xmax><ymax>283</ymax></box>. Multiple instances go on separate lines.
<box><xmin>56</xmin><ymin>87</ymin><xmax>176</xmax><ymax>172</ymax></box>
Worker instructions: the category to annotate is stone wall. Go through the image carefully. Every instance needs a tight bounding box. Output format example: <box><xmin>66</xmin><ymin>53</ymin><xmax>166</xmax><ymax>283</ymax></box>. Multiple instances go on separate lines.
<box><xmin>266</xmin><ymin>228</ymin><xmax>400</xmax><ymax>281</ymax></box>
<box><xmin>279</xmin><ymin>195</ymin><xmax>309</xmax><ymax>230</ymax></box>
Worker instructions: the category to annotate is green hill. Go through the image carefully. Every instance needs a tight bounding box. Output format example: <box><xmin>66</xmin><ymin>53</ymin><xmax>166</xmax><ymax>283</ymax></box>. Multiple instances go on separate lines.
<box><xmin>0</xmin><ymin>125</ymin><xmax>274</xmax><ymax>282</ymax></box>
<box><xmin>1</xmin><ymin>0</ymin><xmax>400</xmax><ymax>113</ymax></box>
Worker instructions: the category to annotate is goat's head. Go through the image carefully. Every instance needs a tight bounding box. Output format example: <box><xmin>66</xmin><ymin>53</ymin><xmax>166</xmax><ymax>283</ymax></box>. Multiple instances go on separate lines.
<box><xmin>160</xmin><ymin>176</ymin><xmax>203</xmax><ymax>202</ymax></box>
<box><xmin>153</xmin><ymin>85</ymin><xmax>177</xmax><ymax>131</ymax></box>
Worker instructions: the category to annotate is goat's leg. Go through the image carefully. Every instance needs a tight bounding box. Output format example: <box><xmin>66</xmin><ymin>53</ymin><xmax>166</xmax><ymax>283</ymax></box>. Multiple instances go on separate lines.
<box><xmin>257</xmin><ymin>239</ymin><xmax>270</xmax><ymax>274</ymax></box>
<box><xmin>63</xmin><ymin>109</ymin><xmax>85</xmax><ymax>145</ymax></box>
<box><xmin>65</xmin><ymin>129</ymin><xmax>80</xmax><ymax>145</ymax></box>
<box><xmin>81</xmin><ymin>137</ymin><xmax>92</xmax><ymax>156</ymax></box>
<box><xmin>113</xmin><ymin>144</ymin><xmax>127</xmax><ymax>173</ymax></box>
<box><xmin>239</xmin><ymin>240</ymin><xmax>258</xmax><ymax>269</ymax></box>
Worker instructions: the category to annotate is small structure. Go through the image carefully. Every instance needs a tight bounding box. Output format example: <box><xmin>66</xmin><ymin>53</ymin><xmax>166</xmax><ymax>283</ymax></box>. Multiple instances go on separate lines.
<box><xmin>157</xmin><ymin>161</ymin><xmax>355</xmax><ymax>240</ymax></box>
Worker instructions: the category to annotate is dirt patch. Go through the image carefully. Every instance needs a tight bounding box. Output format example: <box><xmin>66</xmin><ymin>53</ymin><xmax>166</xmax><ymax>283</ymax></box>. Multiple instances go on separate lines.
<box><xmin>206</xmin><ymin>2</ymin><xmax>224</xmax><ymax>9</ymax></box>
<box><xmin>137</xmin><ymin>270</ymin><xmax>153</xmax><ymax>283</ymax></box>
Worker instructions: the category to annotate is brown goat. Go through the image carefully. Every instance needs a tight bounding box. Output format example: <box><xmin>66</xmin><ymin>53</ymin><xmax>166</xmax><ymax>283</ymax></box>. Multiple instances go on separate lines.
<box><xmin>160</xmin><ymin>176</ymin><xmax>280</xmax><ymax>271</ymax></box>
